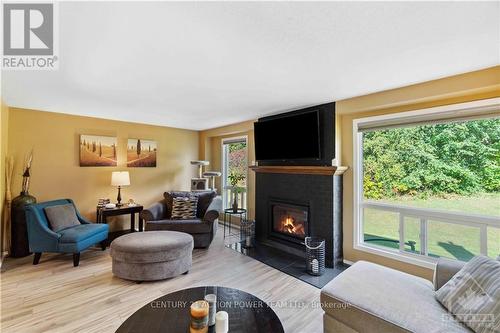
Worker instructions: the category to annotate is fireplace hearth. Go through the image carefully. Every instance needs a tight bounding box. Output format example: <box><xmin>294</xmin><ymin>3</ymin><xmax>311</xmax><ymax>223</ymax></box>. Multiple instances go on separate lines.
<box><xmin>270</xmin><ymin>201</ymin><xmax>309</xmax><ymax>244</ymax></box>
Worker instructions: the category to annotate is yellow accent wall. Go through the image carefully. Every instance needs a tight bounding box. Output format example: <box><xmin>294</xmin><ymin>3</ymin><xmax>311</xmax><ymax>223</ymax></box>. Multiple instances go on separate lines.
<box><xmin>6</xmin><ymin>108</ymin><xmax>198</xmax><ymax>231</ymax></box>
<box><xmin>1</xmin><ymin>99</ymin><xmax>10</xmax><ymax>255</ymax></box>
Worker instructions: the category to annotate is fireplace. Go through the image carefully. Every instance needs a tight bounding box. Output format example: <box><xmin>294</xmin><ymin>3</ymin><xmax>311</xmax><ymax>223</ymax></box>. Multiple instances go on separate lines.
<box><xmin>256</xmin><ymin>171</ymin><xmax>343</xmax><ymax>267</ymax></box>
<box><xmin>252</xmin><ymin>102</ymin><xmax>344</xmax><ymax>268</ymax></box>
<box><xmin>270</xmin><ymin>201</ymin><xmax>309</xmax><ymax>244</ymax></box>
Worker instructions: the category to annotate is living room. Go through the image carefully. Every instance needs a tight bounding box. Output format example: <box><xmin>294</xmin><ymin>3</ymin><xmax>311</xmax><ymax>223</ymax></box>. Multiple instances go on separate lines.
<box><xmin>1</xmin><ymin>2</ymin><xmax>499</xmax><ymax>333</ymax></box>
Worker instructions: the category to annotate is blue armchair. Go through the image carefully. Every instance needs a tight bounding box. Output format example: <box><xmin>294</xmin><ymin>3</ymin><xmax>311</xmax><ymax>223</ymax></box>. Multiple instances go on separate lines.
<box><xmin>26</xmin><ymin>199</ymin><xmax>109</xmax><ymax>267</ymax></box>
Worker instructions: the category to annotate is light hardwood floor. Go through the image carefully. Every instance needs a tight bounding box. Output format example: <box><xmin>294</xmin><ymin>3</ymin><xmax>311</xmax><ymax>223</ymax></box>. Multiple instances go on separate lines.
<box><xmin>1</xmin><ymin>230</ymin><xmax>323</xmax><ymax>333</ymax></box>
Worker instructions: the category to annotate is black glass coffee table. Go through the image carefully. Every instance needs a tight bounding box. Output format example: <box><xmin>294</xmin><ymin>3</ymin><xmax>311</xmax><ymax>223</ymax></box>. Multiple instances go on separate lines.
<box><xmin>116</xmin><ymin>286</ymin><xmax>284</xmax><ymax>333</ymax></box>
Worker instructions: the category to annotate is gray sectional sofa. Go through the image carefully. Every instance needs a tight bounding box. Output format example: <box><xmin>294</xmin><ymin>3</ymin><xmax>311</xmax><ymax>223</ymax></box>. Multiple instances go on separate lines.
<box><xmin>321</xmin><ymin>258</ymin><xmax>471</xmax><ymax>333</ymax></box>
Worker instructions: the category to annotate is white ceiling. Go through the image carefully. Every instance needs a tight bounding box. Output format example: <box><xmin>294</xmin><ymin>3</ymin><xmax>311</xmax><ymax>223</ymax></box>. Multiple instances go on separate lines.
<box><xmin>2</xmin><ymin>1</ymin><xmax>499</xmax><ymax>130</ymax></box>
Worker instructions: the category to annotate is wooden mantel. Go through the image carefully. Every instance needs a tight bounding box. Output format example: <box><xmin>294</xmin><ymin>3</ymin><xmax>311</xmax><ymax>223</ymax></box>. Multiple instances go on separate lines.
<box><xmin>249</xmin><ymin>165</ymin><xmax>348</xmax><ymax>176</ymax></box>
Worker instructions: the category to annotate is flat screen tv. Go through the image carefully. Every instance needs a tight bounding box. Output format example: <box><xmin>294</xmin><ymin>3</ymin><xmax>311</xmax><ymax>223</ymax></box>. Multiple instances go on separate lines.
<box><xmin>254</xmin><ymin>110</ymin><xmax>321</xmax><ymax>161</ymax></box>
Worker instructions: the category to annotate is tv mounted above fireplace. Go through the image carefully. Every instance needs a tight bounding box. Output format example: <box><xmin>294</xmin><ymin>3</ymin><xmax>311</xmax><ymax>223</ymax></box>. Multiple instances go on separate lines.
<box><xmin>254</xmin><ymin>102</ymin><xmax>335</xmax><ymax>166</ymax></box>
<box><xmin>254</xmin><ymin>110</ymin><xmax>321</xmax><ymax>161</ymax></box>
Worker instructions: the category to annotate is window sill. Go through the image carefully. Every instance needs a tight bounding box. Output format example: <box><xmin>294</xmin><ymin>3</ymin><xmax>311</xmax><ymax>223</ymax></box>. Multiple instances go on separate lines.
<box><xmin>353</xmin><ymin>242</ymin><xmax>437</xmax><ymax>270</ymax></box>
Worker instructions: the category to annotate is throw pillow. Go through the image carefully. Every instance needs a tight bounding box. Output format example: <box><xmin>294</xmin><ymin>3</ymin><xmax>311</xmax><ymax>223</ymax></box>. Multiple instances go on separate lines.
<box><xmin>164</xmin><ymin>191</ymin><xmax>216</xmax><ymax>218</ymax></box>
<box><xmin>435</xmin><ymin>255</ymin><xmax>500</xmax><ymax>333</ymax></box>
<box><xmin>170</xmin><ymin>196</ymin><xmax>198</xmax><ymax>219</ymax></box>
<box><xmin>163</xmin><ymin>191</ymin><xmax>191</xmax><ymax>218</ymax></box>
<box><xmin>44</xmin><ymin>204</ymin><xmax>81</xmax><ymax>232</ymax></box>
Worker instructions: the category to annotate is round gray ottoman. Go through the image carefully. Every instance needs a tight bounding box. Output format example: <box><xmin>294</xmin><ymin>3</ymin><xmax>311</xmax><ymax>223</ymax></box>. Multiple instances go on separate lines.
<box><xmin>110</xmin><ymin>231</ymin><xmax>193</xmax><ymax>282</ymax></box>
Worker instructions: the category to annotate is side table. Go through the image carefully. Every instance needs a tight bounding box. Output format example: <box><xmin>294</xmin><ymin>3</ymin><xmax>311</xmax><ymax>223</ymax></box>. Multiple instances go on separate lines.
<box><xmin>223</xmin><ymin>208</ymin><xmax>247</xmax><ymax>238</ymax></box>
<box><xmin>96</xmin><ymin>205</ymin><xmax>144</xmax><ymax>245</ymax></box>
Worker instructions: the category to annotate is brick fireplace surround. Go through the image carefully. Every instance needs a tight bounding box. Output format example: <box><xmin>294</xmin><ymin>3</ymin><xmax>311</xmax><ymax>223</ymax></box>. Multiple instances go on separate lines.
<box><xmin>254</xmin><ymin>168</ymin><xmax>344</xmax><ymax>267</ymax></box>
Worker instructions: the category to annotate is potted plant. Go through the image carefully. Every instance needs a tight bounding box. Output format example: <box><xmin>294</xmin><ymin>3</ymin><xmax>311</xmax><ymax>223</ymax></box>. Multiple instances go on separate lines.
<box><xmin>227</xmin><ymin>171</ymin><xmax>245</xmax><ymax>213</ymax></box>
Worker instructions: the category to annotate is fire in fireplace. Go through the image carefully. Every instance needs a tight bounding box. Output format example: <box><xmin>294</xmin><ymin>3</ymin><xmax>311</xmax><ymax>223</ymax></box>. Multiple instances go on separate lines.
<box><xmin>271</xmin><ymin>202</ymin><xmax>309</xmax><ymax>241</ymax></box>
<box><xmin>278</xmin><ymin>215</ymin><xmax>305</xmax><ymax>236</ymax></box>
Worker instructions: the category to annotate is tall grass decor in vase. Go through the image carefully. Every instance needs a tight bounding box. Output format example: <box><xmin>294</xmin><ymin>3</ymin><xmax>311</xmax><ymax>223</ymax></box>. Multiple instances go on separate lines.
<box><xmin>2</xmin><ymin>156</ymin><xmax>14</xmax><ymax>255</ymax></box>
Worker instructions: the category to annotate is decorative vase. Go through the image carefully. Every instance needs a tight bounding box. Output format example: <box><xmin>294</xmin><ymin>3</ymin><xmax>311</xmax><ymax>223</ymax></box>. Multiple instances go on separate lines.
<box><xmin>11</xmin><ymin>191</ymin><xmax>36</xmax><ymax>258</ymax></box>
<box><xmin>232</xmin><ymin>192</ymin><xmax>238</xmax><ymax>213</ymax></box>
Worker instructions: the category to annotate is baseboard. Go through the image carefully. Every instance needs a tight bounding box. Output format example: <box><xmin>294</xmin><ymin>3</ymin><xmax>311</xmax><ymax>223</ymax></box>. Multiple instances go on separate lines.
<box><xmin>0</xmin><ymin>251</ymin><xmax>9</xmax><ymax>269</ymax></box>
<box><xmin>343</xmin><ymin>259</ymin><xmax>354</xmax><ymax>266</ymax></box>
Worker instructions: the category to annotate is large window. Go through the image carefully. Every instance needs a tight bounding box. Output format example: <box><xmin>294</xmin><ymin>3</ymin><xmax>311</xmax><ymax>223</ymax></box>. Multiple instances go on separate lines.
<box><xmin>353</xmin><ymin>99</ymin><xmax>500</xmax><ymax>268</ymax></box>
<box><xmin>221</xmin><ymin>137</ymin><xmax>248</xmax><ymax>210</ymax></box>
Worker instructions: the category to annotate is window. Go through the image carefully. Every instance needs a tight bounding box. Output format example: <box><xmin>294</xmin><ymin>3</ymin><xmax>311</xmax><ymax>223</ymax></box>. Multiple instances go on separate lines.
<box><xmin>353</xmin><ymin>98</ymin><xmax>500</xmax><ymax>268</ymax></box>
<box><xmin>221</xmin><ymin>137</ymin><xmax>248</xmax><ymax>210</ymax></box>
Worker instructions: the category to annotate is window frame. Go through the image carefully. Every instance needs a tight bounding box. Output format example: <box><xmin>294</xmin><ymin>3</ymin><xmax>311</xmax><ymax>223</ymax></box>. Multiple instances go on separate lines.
<box><xmin>221</xmin><ymin>135</ymin><xmax>248</xmax><ymax>210</ymax></box>
<box><xmin>352</xmin><ymin>97</ymin><xmax>500</xmax><ymax>269</ymax></box>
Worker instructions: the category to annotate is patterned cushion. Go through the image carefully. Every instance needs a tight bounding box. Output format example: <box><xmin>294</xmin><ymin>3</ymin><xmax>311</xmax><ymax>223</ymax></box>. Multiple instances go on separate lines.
<box><xmin>163</xmin><ymin>191</ymin><xmax>192</xmax><ymax>218</ymax></box>
<box><xmin>170</xmin><ymin>196</ymin><xmax>198</xmax><ymax>220</ymax></box>
<box><xmin>163</xmin><ymin>191</ymin><xmax>216</xmax><ymax>218</ymax></box>
<box><xmin>435</xmin><ymin>255</ymin><xmax>500</xmax><ymax>333</ymax></box>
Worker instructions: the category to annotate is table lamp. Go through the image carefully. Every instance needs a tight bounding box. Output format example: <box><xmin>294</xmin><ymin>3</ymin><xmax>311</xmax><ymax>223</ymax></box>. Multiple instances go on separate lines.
<box><xmin>111</xmin><ymin>171</ymin><xmax>130</xmax><ymax>206</ymax></box>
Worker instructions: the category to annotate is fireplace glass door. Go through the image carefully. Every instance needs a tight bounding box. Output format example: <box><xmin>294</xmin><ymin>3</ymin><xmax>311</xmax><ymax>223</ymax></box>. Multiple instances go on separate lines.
<box><xmin>272</xmin><ymin>203</ymin><xmax>309</xmax><ymax>240</ymax></box>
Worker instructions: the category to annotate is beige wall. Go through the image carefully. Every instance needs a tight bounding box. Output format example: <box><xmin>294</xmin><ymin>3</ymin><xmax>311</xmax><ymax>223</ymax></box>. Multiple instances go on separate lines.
<box><xmin>337</xmin><ymin>66</ymin><xmax>500</xmax><ymax>280</ymax></box>
<box><xmin>6</xmin><ymin>108</ymin><xmax>198</xmax><ymax>231</ymax></box>
<box><xmin>199</xmin><ymin>121</ymin><xmax>256</xmax><ymax>219</ymax></box>
<box><xmin>1</xmin><ymin>100</ymin><xmax>10</xmax><ymax>255</ymax></box>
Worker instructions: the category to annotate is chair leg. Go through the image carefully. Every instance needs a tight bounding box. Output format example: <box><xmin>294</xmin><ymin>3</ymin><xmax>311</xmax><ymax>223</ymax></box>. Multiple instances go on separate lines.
<box><xmin>73</xmin><ymin>253</ymin><xmax>80</xmax><ymax>267</ymax></box>
<box><xmin>100</xmin><ymin>241</ymin><xmax>107</xmax><ymax>251</ymax></box>
<box><xmin>33</xmin><ymin>252</ymin><xmax>42</xmax><ymax>265</ymax></box>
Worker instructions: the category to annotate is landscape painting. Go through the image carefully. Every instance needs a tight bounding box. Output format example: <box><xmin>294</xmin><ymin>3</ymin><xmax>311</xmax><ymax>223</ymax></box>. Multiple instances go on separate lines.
<box><xmin>80</xmin><ymin>135</ymin><xmax>117</xmax><ymax>167</ymax></box>
<box><xmin>127</xmin><ymin>139</ymin><xmax>157</xmax><ymax>167</ymax></box>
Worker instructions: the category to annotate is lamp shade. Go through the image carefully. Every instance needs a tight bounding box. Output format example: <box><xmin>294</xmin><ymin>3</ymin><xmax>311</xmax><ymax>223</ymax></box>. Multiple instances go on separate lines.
<box><xmin>111</xmin><ymin>171</ymin><xmax>130</xmax><ymax>187</ymax></box>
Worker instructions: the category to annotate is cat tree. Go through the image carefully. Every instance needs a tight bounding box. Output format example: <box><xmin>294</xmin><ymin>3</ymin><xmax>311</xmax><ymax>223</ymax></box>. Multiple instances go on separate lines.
<box><xmin>190</xmin><ymin>161</ymin><xmax>221</xmax><ymax>192</ymax></box>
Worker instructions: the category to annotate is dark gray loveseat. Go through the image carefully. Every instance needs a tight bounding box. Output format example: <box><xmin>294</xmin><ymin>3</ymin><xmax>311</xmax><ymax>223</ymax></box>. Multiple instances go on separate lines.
<box><xmin>140</xmin><ymin>191</ymin><xmax>222</xmax><ymax>248</ymax></box>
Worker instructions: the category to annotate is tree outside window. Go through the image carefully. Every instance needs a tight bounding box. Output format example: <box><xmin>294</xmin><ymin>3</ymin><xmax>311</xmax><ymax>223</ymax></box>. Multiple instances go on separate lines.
<box><xmin>226</xmin><ymin>142</ymin><xmax>247</xmax><ymax>188</ymax></box>
<box><xmin>361</xmin><ymin>118</ymin><xmax>500</xmax><ymax>261</ymax></box>
<box><xmin>223</xmin><ymin>140</ymin><xmax>248</xmax><ymax>209</ymax></box>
